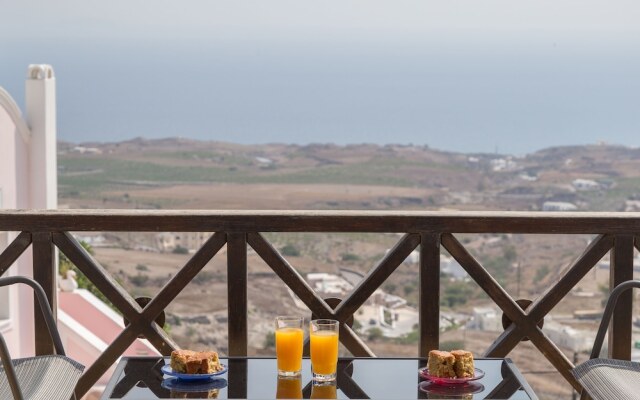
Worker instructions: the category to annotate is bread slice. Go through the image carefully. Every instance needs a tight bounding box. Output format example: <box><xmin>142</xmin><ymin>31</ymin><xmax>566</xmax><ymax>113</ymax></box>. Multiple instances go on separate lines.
<box><xmin>451</xmin><ymin>350</ymin><xmax>475</xmax><ymax>378</ymax></box>
<box><xmin>427</xmin><ymin>350</ymin><xmax>456</xmax><ymax>378</ymax></box>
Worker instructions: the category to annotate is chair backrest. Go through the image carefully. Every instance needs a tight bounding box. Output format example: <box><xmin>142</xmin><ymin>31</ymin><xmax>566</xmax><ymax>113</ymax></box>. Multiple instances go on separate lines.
<box><xmin>0</xmin><ymin>276</ymin><xmax>70</xmax><ymax>400</ymax></box>
<box><xmin>0</xmin><ymin>329</ymin><xmax>22</xmax><ymax>399</ymax></box>
<box><xmin>589</xmin><ymin>280</ymin><xmax>640</xmax><ymax>360</ymax></box>
<box><xmin>0</xmin><ymin>276</ymin><xmax>66</xmax><ymax>356</ymax></box>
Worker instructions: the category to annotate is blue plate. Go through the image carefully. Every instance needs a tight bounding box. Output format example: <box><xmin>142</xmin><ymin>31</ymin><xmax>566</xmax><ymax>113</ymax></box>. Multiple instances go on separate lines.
<box><xmin>162</xmin><ymin>377</ymin><xmax>227</xmax><ymax>392</ymax></box>
<box><xmin>161</xmin><ymin>364</ymin><xmax>228</xmax><ymax>381</ymax></box>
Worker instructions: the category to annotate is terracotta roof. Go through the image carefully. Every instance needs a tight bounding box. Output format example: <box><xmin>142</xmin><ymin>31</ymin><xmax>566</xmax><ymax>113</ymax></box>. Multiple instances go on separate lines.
<box><xmin>58</xmin><ymin>290</ymin><xmax>159</xmax><ymax>356</ymax></box>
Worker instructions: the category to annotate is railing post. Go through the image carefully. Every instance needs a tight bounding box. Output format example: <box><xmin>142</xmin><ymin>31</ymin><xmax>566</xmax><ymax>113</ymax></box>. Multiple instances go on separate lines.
<box><xmin>32</xmin><ymin>231</ymin><xmax>56</xmax><ymax>355</ymax></box>
<box><xmin>227</xmin><ymin>233</ymin><xmax>248</xmax><ymax>356</ymax></box>
<box><xmin>609</xmin><ymin>234</ymin><xmax>635</xmax><ymax>360</ymax></box>
<box><xmin>419</xmin><ymin>233</ymin><xmax>440</xmax><ymax>357</ymax></box>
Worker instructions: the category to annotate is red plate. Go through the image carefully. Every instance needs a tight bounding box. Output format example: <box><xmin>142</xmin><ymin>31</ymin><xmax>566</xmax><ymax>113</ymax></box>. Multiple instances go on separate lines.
<box><xmin>419</xmin><ymin>380</ymin><xmax>485</xmax><ymax>395</ymax></box>
<box><xmin>418</xmin><ymin>367</ymin><xmax>485</xmax><ymax>384</ymax></box>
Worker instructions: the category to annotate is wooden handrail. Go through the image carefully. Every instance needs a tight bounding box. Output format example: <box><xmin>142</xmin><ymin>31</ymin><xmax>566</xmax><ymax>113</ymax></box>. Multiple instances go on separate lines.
<box><xmin>0</xmin><ymin>209</ymin><xmax>640</xmax><ymax>233</ymax></box>
<box><xmin>0</xmin><ymin>210</ymin><xmax>637</xmax><ymax>398</ymax></box>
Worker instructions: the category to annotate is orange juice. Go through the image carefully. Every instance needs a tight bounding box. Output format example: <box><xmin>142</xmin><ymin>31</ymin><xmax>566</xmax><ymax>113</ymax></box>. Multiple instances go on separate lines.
<box><xmin>310</xmin><ymin>382</ymin><xmax>337</xmax><ymax>399</ymax></box>
<box><xmin>276</xmin><ymin>327</ymin><xmax>303</xmax><ymax>374</ymax></box>
<box><xmin>276</xmin><ymin>376</ymin><xmax>302</xmax><ymax>399</ymax></box>
<box><xmin>310</xmin><ymin>330</ymin><xmax>339</xmax><ymax>375</ymax></box>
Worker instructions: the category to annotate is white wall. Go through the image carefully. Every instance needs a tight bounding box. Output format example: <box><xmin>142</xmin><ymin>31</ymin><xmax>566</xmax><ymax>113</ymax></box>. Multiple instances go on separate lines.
<box><xmin>0</xmin><ymin>64</ymin><xmax>57</xmax><ymax>358</ymax></box>
<box><xmin>0</xmin><ymin>85</ymin><xmax>33</xmax><ymax>355</ymax></box>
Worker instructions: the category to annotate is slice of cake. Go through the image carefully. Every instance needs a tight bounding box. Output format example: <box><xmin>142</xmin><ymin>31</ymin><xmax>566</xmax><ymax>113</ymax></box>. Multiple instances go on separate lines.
<box><xmin>171</xmin><ymin>350</ymin><xmax>197</xmax><ymax>373</ymax></box>
<box><xmin>185</xmin><ymin>351</ymin><xmax>223</xmax><ymax>374</ymax></box>
<box><xmin>451</xmin><ymin>350</ymin><xmax>475</xmax><ymax>378</ymax></box>
<box><xmin>200</xmin><ymin>351</ymin><xmax>223</xmax><ymax>373</ymax></box>
<box><xmin>427</xmin><ymin>350</ymin><xmax>456</xmax><ymax>378</ymax></box>
<box><xmin>170</xmin><ymin>350</ymin><xmax>223</xmax><ymax>374</ymax></box>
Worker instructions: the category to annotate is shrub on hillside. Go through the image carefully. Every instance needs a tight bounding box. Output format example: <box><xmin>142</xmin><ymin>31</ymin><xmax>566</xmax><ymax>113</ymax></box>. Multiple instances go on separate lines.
<box><xmin>173</xmin><ymin>245</ymin><xmax>189</xmax><ymax>254</ymax></box>
<box><xmin>281</xmin><ymin>244</ymin><xmax>300</xmax><ymax>257</ymax></box>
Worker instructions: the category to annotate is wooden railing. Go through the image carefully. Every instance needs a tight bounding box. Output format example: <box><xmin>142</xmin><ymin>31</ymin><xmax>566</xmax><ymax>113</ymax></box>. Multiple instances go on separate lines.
<box><xmin>0</xmin><ymin>210</ymin><xmax>639</xmax><ymax>397</ymax></box>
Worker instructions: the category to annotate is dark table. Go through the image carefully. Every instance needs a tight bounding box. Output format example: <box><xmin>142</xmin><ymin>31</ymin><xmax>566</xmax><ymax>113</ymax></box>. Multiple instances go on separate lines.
<box><xmin>101</xmin><ymin>357</ymin><xmax>537</xmax><ymax>399</ymax></box>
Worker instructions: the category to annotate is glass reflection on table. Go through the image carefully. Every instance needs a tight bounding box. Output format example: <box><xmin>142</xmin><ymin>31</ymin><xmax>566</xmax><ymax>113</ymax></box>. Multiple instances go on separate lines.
<box><xmin>276</xmin><ymin>375</ymin><xmax>303</xmax><ymax>399</ymax></box>
<box><xmin>310</xmin><ymin>381</ymin><xmax>338</xmax><ymax>399</ymax></box>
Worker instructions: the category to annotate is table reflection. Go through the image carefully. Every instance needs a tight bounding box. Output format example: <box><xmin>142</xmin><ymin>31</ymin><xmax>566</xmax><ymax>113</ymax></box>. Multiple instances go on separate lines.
<box><xmin>419</xmin><ymin>381</ymin><xmax>485</xmax><ymax>399</ymax></box>
<box><xmin>162</xmin><ymin>378</ymin><xmax>227</xmax><ymax>399</ymax></box>
<box><xmin>276</xmin><ymin>375</ymin><xmax>303</xmax><ymax>399</ymax></box>
<box><xmin>302</xmin><ymin>359</ymin><xmax>368</xmax><ymax>399</ymax></box>
<box><xmin>110</xmin><ymin>357</ymin><xmax>167</xmax><ymax>398</ymax></box>
<box><xmin>483</xmin><ymin>360</ymin><xmax>525</xmax><ymax>399</ymax></box>
<box><xmin>310</xmin><ymin>382</ymin><xmax>337</xmax><ymax>399</ymax></box>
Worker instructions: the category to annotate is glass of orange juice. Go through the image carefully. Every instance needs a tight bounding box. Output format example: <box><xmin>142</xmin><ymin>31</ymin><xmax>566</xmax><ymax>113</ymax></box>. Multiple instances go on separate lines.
<box><xmin>310</xmin><ymin>319</ymin><xmax>339</xmax><ymax>382</ymax></box>
<box><xmin>275</xmin><ymin>316</ymin><xmax>304</xmax><ymax>376</ymax></box>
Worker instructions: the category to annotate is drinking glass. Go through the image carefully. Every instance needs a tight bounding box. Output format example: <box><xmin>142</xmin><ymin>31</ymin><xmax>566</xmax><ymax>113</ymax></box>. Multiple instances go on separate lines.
<box><xmin>276</xmin><ymin>375</ymin><xmax>303</xmax><ymax>399</ymax></box>
<box><xmin>310</xmin><ymin>319</ymin><xmax>339</xmax><ymax>382</ymax></box>
<box><xmin>275</xmin><ymin>316</ymin><xmax>304</xmax><ymax>376</ymax></box>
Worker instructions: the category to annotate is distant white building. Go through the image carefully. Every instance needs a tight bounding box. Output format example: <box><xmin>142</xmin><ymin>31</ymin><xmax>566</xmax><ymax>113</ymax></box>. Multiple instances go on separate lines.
<box><xmin>490</xmin><ymin>157</ymin><xmax>517</xmax><ymax>172</ymax></box>
<box><xmin>624</xmin><ymin>200</ymin><xmax>640</xmax><ymax>212</ymax></box>
<box><xmin>400</xmin><ymin>251</ymin><xmax>467</xmax><ymax>280</ymax></box>
<box><xmin>255</xmin><ymin>156</ymin><xmax>273</xmax><ymax>165</ymax></box>
<box><xmin>572</xmin><ymin>179</ymin><xmax>600</xmax><ymax>191</ymax></box>
<box><xmin>156</xmin><ymin>231</ymin><xmax>213</xmax><ymax>252</ymax></box>
<box><xmin>519</xmin><ymin>173</ymin><xmax>538</xmax><ymax>182</ymax></box>
<box><xmin>595</xmin><ymin>255</ymin><xmax>640</xmax><ymax>271</ymax></box>
<box><xmin>307</xmin><ymin>273</ymin><xmax>353</xmax><ymax>295</ymax></box>
<box><xmin>543</xmin><ymin>201</ymin><xmax>578</xmax><ymax>211</ymax></box>
<box><xmin>75</xmin><ymin>234</ymin><xmax>109</xmax><ymax>248</ymax></box>
<box><xmin>543</xmin><ymin>320</ymin><xmax>594</xmax><ymax>352</ymax></box>
<box><xmin>72</xmin><ymin>146</ymin><xmax>102</xmax><ymax>154</ymax></box>
<box><xmin>441</xmin><ymin>254</ymin><xmax>467</xmax><ymax>280</ymax></box>
<box><xmin>402</xmin><ymin>250</ymin><xmax>420</xmax><ymax>265</ymax></box>
<box><xmin>302</xmin><ymin>272</ymin><xmax>421</xmax><ymax>338</ymax></box>
<box><xmin>467</xmin><ymin>306</ymin><xmax>502</xmax><ymax>332</ymax></box>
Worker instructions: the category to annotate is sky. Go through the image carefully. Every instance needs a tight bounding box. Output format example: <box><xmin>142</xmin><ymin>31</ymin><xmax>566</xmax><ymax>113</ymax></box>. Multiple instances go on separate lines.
<box><xmin>1</xmin><ymin>1</ymin><xmax>640</xmax><ymax>155</ymax></box>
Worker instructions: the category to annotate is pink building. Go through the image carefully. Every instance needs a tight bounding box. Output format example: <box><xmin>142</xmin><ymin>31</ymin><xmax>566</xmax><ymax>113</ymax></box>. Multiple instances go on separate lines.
<box><xmin>0</xmin><ymin>65</ymin><xmax>159</xmax><ymax>399</ymax></box>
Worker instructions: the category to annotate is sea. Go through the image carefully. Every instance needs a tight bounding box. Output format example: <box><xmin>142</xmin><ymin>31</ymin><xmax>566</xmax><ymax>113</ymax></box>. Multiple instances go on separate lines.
<box><xmin>2</xmin><ymin>39</ymin><xmax>640</xmax><ymax>156</ymax></box>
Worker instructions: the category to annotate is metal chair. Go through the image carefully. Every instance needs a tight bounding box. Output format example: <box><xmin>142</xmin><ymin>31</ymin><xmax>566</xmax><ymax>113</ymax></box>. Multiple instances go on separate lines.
<box><xmin>572</xmin><ymin>280</ymin><xmax>640</xmax><ymax>400</ymax></box>
<box><xmin>0</xmin><ymin>276</ymin><xmax>84</xmax><ymax>400</ymax></box>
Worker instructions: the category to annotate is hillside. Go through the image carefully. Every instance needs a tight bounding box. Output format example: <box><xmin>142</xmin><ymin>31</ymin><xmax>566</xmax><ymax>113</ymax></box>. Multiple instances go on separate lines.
<box><xmin>59</xmin><ymin>138</ymin><xmax>640</xmax><ymax>212</ymax></box>
<box><xmin>57</xmin><ymin>138</ymin><xmax>640</xmax><ymax>399</ymax></box>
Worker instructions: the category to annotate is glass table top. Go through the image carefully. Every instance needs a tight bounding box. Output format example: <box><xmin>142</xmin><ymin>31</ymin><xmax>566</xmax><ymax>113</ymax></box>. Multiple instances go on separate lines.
<box><xmin>102</xmin><ymin>357</ymin><xmax>537</xmax><ymax>399</ymax></box>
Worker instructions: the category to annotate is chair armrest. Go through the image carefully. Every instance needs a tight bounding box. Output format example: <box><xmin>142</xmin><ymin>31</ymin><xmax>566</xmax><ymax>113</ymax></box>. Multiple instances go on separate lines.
<box><xmin>0</xmin><ymin>330</ymin><xmax>24</xmax><ymax>400</ymax></box>
<box><xmin>590</xmin><ymin>280</ymin><xmax>640</xmax><ymax>360</ymax></box>
<box><xmin>0</xmin><ymin>276</ymin><xmax>66</xmax><ymax>356</ymax></box>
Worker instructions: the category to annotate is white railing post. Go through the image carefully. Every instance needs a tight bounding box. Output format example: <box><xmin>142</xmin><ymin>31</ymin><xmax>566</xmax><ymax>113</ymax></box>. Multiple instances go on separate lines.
<box><xmin>25</xmin><ymin>64</ymin><xmax>57</xmax><ymax>209</ymax></box>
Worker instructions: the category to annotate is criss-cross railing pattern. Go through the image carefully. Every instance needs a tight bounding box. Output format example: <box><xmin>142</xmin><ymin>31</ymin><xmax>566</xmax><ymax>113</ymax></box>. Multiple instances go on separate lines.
<box><xmin>248</xmin><ymin>232</ymin><xmax>422</xmax><ymax>358</ymax></box>
<box><xmin>0</xmin><ymin>210</ymin><xmax>639</xmax><ymax>398</ymax></box>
